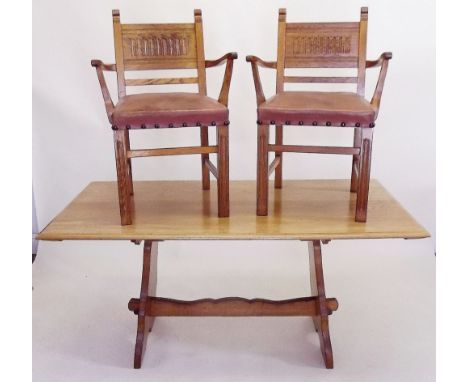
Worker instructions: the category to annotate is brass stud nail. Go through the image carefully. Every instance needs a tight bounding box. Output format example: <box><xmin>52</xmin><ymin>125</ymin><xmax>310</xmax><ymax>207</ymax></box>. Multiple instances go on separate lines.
<box><xmin>211</xmin><ymin>121</ymin><xmax>216</xmax><ymax>126</ymax></box>
<box><xmin>256</xmin><ymin>120</ymin><xmax>262</xmax><ymax>125</ymax></box>
<box><xmin>111</xmin><ymin>125</ymin><xmax>118</xmax><ymax>130</ymax></box>
<box><xmin>182</xmin><ymin>122</ymin><xmax>187</xmax><ymax>127</ymax></box>
<box><xmin>369</xmin><ymin>122</ymin><xmax>375</xmax><ymax>127</ymax></box>
<box><xmin>224</xmin><ymin>120</ymin><xmax>230</xmax><ymax>125</ymax></box>
<box><xmin>125</xmin><ymin>125</ymin><xmax>131</xmax><ymax>130</ymax></box>
<box><xmin>196</xmin><ymin>121</ymin><xmax>201</xmax><ymax>126</ymax></box>
<box><xmin>299</xmin><ymin>121</ymin><xmax>304</xmax><ymax>125</ymax></box>
<box><xmin>341</xmin><ymin>122</ymin><xmax>346</xmax><ymax>127</ymax></box>
<box><xmin>312</xmin><ymin>121</ymin><xmax>318</xmax><ymax>126</ymax></box>
<box><xmin>326</xmin><ymin>121</ymin><xmax>331</xmax><ymax>126</ymax></box>
<box><xmin>270</xmin><ymin>120</ymin><xmax>275</xmax><ymax>125</ymax></box>
<box><xmin>355</xmin><ymin>123</ymin><xmax>361</xmax><ymax>127</ymax></box>
<box><xmin>285</xmin><ymin>120</ymin><xmax>291</xmax><ymax>125</ymax></box>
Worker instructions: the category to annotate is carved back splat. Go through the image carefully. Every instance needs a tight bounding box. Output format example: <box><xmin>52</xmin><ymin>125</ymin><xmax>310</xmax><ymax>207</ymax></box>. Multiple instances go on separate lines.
<box><xmin>277</xmin><ymin>7</ymin><xmax>368</xmax><ymax>93</ymax></box>
<box><xmin>112</xmin><ymin>9</ymin><xmax>207</xmax><ymax>98</ymax></box>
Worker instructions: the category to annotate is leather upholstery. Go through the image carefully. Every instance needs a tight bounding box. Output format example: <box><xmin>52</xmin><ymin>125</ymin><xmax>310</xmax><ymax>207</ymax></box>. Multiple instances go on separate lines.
<box><xmin>111</xmin><ymin>93</ymin><xmax>228</xmax><ymax>129</ymax></box>
<box><xmin>258</xmin><ymin>91</ymin><xmax>376</xmax><ymax>127</ymax></box>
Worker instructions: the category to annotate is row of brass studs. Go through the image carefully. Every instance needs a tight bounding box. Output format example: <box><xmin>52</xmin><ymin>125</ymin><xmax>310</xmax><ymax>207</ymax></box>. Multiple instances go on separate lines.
<box><xmin>256</xmin><ymin>120</ymin><xmax>375</xmax><ymax>128</ymax></box>
<box><xmin>111</xmin><ymin>121</ymin><xmax>230</xmax><ymax>130</ymax></box>
<box><xmin>111</xmin><ymin>120</ymin><xmax>375</xmax><ymax>129</ymax></box>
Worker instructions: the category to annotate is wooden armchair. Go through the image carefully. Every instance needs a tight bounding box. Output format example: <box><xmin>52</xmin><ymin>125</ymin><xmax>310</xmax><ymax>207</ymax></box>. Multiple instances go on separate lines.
<box><xmin>92</xmin><ymin>9</ymin><xmax>237</xmax><ymax>225</ymax></box>
<box><xmin>247</xmin><ymin>7</ymin><xmax>391</xmax><ymax>222</ymax></box>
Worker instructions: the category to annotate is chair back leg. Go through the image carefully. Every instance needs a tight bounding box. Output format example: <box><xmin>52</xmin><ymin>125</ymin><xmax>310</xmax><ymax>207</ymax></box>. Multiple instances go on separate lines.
<box><xmin>200</xmin><ymin>125</ymin><xmax>210</xmax><ymax>190</ymax></box>
<box><xmin>350</xmin><ymin>128</ymin><xmax>362</xmax><ymax>193</ymax></box>
<box><xmin>355</xmin><ymin>128</ymin><xmax>373</xmax><ymax>222</ymax></box>
<box><xmin>257</xmin><ymin>124</ymin><xmax>269</xmax><ymax>215</ymax></box>
<box><xmin>216</xmin><ymin>124</ymin><xmax>230</xmax><ymax>217</ymax></box>
<box><xmin>274</xmin><ymin>124</ymin><xmax>283</xmax><ymax>189</ymax></box>
<box><xmin>114</xmin><ymin>130</ymin><xmax>133</xmax><ymax>225</ymax></box>
<box><xmin>125</xmin><ymin>130</ymin><xmax>134</xmax><ymax>195</ymax></box>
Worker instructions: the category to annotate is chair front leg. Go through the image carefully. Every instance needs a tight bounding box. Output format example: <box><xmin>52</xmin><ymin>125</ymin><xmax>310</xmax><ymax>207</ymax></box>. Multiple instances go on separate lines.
<box><xmin>200</xmin><ymin>125</ymin><xmax>210</xmax><ymax>190</ymax></box>
<box><xmin>355</xmin><ymin>128</ymin><xmax>373</xmax><ymax>222</ymax></box>
<box><xmin>350</xmin><ymin>127</ymin><xmax>362</xmax><ymax>193</ymax></box>
<box><xmin>274</xmin><ymin>124</ymin><xmax>283</xmax><ymax>189</ymax></box>
<box><xmin>257</xmin><ymin>124</ymin><xmax>269</xmax><ymax>215</ymax></box>
<box><xmin>216</xmin><ymin>125</ymin><xmax>229</xmax><ymax>217</ymax></box>
<box><xmin>114</xmin><ymin>130</ymin><xmax>133</xmax><ymax>225</ymax></box>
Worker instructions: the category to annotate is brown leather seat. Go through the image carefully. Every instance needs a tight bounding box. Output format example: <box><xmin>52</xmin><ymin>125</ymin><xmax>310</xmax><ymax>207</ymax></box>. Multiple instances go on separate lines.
<box><xmin>258</xmin><ymin>91</ymin><xmax>376</xmax><ymax>127</ymax></box>
<box><xmin>112</xmin><ymin>93</ymin><xmax>228</xmax><ymax>129</ymax></box>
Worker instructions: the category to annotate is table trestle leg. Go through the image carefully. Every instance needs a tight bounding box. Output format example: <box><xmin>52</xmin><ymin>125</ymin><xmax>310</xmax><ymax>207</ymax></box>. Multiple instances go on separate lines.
<box><xmin>133</xmin><ymin>240</ymin><xmax>159</xmax><ymax>369</ymax></box>
<box><xmin>309</xmin><ymin>240</ymin><xmax>334</xmax><ymax>369</ymax></box>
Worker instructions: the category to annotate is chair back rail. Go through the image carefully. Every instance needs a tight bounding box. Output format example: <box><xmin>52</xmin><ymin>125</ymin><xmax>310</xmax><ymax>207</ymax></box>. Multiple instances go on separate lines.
<box><xmin>276</xmin><ymin>8</ymin><xmax>368</xmax><ymax>94</ymax></box>
<box><xmin>113</xmin><ymin>9</ymin><xmax>206</xmax><ymax>99</ymax></box>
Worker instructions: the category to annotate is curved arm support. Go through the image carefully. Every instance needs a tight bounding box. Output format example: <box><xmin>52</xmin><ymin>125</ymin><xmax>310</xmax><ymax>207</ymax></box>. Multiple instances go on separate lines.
<box><xmin>246</xmin><ymin>55</ymin><xmax>277</xmax><ymax>106</ymax></box>
<box><xmin>365</xmin><ymin>52</ymin><xmax>392</xmax><ymax>68</ymax></box>
<box><xmin>205</xmin><ymin>52</ymin><xmax>238</xmax><ymax>106</ymax></box>
<box><xmin>205</xmin><ymin>52</ymin><xmax>238</xmax><ymax>68</ymax></box>
<box><xmin>91</xmin><ymin>59</ymin><xmax>116</xmax><ymax>123</ymax></box>
<box><xmin>246</xmin><ymin>55</ymin><xmax>277</xmax><ymax>69</ymax></box>
<box><xmin>366</xmin><ymin>52</ymin><xmax>392</xmax><ymax>117</ymax></box>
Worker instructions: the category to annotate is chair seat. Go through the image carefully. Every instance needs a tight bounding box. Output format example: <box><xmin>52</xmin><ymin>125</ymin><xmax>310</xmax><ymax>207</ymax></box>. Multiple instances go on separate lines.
<box><xmin>111</xmin><ymin>93</ymin><xmax>229</xmax><ymax>129</ymax></box>
<box><xmin>258</xmin><ymin>91</ymin><xmax>376</xmax><ymax>127</ymax></box>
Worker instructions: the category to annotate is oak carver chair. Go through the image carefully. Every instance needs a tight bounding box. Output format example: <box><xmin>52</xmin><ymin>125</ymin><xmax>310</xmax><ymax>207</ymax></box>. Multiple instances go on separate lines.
<box><xmin>91</xmin><ymin>9</ymin><xmax>237</xmax><ymax>225</ymax></box>
<box><xmin>247</xmin><ymin>7</ymin><xmax>392</xmax><ymax>222</ymax></box>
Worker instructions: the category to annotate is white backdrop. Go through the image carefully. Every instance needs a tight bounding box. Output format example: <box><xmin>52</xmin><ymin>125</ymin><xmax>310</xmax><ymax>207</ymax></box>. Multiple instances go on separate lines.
<box><xmin>32</xmin><ymin>1</ymin><xmax>435</xmax><ymax>379</ymax></box>
<box><xmin>32</xmin><ymin>0</ymin><xmax>435</xmax><ymax>239</ymax></box>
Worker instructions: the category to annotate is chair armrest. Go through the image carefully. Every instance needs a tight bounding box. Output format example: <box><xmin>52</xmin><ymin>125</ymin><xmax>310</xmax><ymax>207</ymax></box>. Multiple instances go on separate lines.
<box><xmin>366</xmin><ymin>52</ymin><xmax>392</xmax><ymax>116</ymax></box>
<box><xmin>91</xmin><ymin>59</ymin><xmax>116</xmax><ymax>72</ymax></box>
<box><xmin>91</xmin><ymin>60</ymin><xmax>116</xmax><ymax>122</ymax></box>
<box><xmin>205</xmin><ymin>52</ymin><xmax>238</xmax><ymax>68</ymax></box>
<box><xmin>246</xmin><ymin>55</ymin><xmax>277</xmax><ymax>106</ymax></box>
<box><xmin>246</xmin><ymin>55</ymin><xmax>277</xmax><ymax>69</ymax></box>
<box><xmin>205</xmin><ymin>52</ymin><xmax>238</xmax><ymax>106</ymax></box>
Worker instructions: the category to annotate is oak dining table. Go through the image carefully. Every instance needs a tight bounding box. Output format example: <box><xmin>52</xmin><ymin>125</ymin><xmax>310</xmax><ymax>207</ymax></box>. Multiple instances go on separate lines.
<box><xmin>37</xmin><ymin>179</ymin><xmax>429</xmax><ymax>369</ymax></box>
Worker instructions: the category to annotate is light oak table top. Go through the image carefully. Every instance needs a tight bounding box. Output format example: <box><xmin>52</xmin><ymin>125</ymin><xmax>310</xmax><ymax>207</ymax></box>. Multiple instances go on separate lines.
<box><xmin>37</xmin><ymin>180</ymin><xmax>429</xmax><ymax>241</ymax></box>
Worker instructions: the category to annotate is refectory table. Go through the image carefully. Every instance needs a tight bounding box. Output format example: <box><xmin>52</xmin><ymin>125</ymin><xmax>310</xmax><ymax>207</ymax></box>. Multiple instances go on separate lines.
<box><xmin>37</xmin><ymin>179</ymin><xmax>429</xmax><ymax>369</ymax></box>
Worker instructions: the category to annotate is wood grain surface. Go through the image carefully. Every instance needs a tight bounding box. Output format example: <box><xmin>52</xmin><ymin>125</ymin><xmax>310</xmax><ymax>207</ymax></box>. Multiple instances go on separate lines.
<box><xmin>37</xmin><ymin>180</ymin><xmax>429</xmax><ymax>241</ymax></box>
